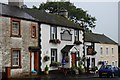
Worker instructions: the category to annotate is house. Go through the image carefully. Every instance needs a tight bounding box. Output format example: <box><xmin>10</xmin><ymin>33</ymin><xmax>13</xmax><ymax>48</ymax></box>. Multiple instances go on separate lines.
<box><xmin>118</xmin><ymin>46</ymin><xmax>120</xmax><ymax>67</ymax></box>
<box><xmin>0</xmin><ymin>3</ymin><xmax>40</xmax><ymax>78</ymax></box>
<box><xmin>1</xmin><ymin>0</ymin><xmax>84</xmax><ymax>78</ymax></box>
<box><xmin>23</xmin><ymin>8</ymin><xmax>84</xmax><ymax>71</ymax></box>
<box><xmin>84</xmin><ymin>32</ymin><xmax>118</xmax><ymax>70</ymax></box>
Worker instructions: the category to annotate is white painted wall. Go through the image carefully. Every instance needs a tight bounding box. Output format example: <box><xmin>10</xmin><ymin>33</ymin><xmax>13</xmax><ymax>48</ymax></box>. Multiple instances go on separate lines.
<box><xmin>41</xmin><ymin>24</ymin><xmax>84</xmax><ymax>71</ymax></box>
<box><xmin>95</xmin><ymin>43</ymin><xmax>118</xmax><ymax>67</ymax></box>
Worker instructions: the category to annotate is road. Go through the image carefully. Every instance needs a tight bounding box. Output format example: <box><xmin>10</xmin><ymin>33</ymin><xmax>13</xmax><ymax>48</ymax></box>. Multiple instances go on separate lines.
<box><xmin>6</xmin><ymin>75</ymin><xmax>120</xmax><ymax>80</ymax></box>
<box><xmin>3</xmin><ymin>73</ymin><xmax>120</xmax><ymax>80</ymax></box>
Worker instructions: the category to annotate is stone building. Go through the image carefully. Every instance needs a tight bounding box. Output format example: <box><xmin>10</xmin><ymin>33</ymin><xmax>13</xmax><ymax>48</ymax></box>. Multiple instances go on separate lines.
<box><xmin>0</xmin><ymin>3</ymin><xmax>40</xmax><ymax>77</ymax></box>
<box><xmin>1</xmin><ymin>1</ymin><xmax>84</xmax><ymax>78</ymax></box>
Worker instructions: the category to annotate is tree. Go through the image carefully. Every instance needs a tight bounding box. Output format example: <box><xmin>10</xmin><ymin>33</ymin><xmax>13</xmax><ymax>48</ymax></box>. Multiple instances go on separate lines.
<box><xmin>33</xmin><ymin>2</ymin><xmax>96</xmax><ymax>32</ymax></box>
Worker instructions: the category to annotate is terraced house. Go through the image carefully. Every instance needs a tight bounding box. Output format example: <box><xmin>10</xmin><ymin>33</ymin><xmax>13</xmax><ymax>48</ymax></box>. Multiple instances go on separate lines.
<box><xmin>84</xmin><ymin>33</ymin><xmax>118</xmax><ymax>69</ymax></box>
<box><xmin>1</xmin><ymin>0</ymin><xmax>84</xmax><ymax>78</ymax></box>
<box><xmin>0</xmin><ymin>3</ymin><xmax>40</xmax><ymax>78</ymax></box>
<box><xmin>23</xmin><ymin>8</ymin><xmax>84</xmax><ymax>72</ymax></box>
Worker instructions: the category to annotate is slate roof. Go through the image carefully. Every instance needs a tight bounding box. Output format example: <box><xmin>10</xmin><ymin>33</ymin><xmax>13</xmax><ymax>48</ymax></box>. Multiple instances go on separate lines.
<box><xmin>85</xmin><ymin>33</ymin><xmax>117</xmax><ymax>44</ymax></box>
<box><xmin>1</xmin><ymin>3</ymin><xmax>83</xmax><ymax>30</ymax></box>
<box><xmin>61</xmin><ymin>45</ymin><xmax>74</xmax><ymax>53</ymax></box>
<box><xmin>0</xmin><ymin>3</ymin><xmax>37</xmax><ymax>21</ymax></box>
<box><xmin>23</xmin><ymin>8</ymin><xmax>83</xmax><ymax>30</ymax></box>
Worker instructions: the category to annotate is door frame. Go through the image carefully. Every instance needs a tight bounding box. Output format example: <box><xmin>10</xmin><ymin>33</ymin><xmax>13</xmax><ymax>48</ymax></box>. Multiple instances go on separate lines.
<box><xmin>71</xmin><ymin>53</ymin><xmax>77</xmax><ymax>67</ymax></box>
<box><xmin>30</xmin><ymin>51</ymin><xmax>39</xmax><ymax>74</ymax></box>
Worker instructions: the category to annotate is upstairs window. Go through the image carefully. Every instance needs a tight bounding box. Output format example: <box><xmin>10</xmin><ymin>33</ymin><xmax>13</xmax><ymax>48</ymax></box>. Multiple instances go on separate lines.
<box><xmin>11</xmin><ymin>19</ymin><xmax>21</xmax><ymax>37</ymax></box>
<box><xmin>100</xmin><ymin>47</ymin><xmax>103</xmax><ymax>55</ymax></box>
<box><xmin>74</xmin><ymin>30</ymin><xmax>79</xmax><ymax>41</ymax></box>
<box><xmin>50</xmin><ymin>26</ymin><xmax>57</xmax><ymax>40</ymax></box>
<box><xmin>31</xmin><ymin>25</ymin><xmax>36</xmax><ymax>38</ymax></box>
<box><xmin>11</xmin><ymin>48</ymin><xmax>21</xmax><ymax>67</ymax></box>
<box><xmin>112</xmin><ymin>48</ymin><xmax>114</xmax><ymax>55</ymax></box>
<box><xmin>106</xmin><ymin>48</ymin><xmax>108</xmax><ymax>55</ymax></box>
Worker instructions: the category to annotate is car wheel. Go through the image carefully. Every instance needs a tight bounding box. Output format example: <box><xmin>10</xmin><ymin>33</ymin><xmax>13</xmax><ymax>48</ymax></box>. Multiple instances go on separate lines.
<box><xmin>111</xmin><ymin>73</ymin><xmax>115</xmax><ymax>78</ymax></box>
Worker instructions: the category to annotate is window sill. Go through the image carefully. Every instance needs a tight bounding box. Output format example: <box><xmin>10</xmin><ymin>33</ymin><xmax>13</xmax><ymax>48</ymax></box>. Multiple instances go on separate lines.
<box><xmin>10</xmin><ymin>35</ymin><xmax>21</xmax><ymax>37</ymax></box>
<box><xmin>49</xmin><ymin>39</ymin><xmax>61</xmax><ymax>44</ymax></box>
<box><xmin>11</xmin><ymin>66</ymin><xmax>22</xmax><ymax>69</ymax></box>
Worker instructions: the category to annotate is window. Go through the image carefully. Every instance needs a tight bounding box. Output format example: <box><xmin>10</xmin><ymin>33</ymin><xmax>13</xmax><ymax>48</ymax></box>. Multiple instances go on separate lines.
<box><xmin>50</xmin><ymin>26</ymin><xmax>57</xmax><ymax>40</ymax></box>
<box><xmin>106</xmin><ymin>48</ymin><xmax>108</xmax><ymax>55</ymax></box>
<box><xmin>112</xmin><ymin>48</ymin><xmax>114</xmax><ymax>54</ymax></box>
<box><xmin>11</xmin><ymin>48</ymin><xmax>21</xmax><ymax>67</ymax></box>
<box><xmin>31</xmin><ymin>25</ymin><xmax>36</xmax><ymax>38</ymax></box>
<box><xmin>115</xmin><ymin>61</ymin><xmax>117</xmax><ymax>66</ymax></box>
<box><xmin>11</xmin><ymin>18</ymin><xmax>21</xmax><ymax>37</ymax></box>
<box><xmin>112</xmin><ymin>62</ymin><xmax>114</xmax><ymax>66</ymax></box>
<box><xmin>61</xmin><ymin>30</ymin><xmax>72</xmax><ymax>41</ymax></box>
<box><xmin>100</xmin><ymin>47</ymin><xmax>103</xmax><ymax>55</ymax></box>
<box><xmin>51</xmin><ymin>49</ymin><xmax>57</xmax><ymax>63</ymax></box>
<box><xmin>74</xmin><ymin>30</ymin><xmax>79</xmax><ymax>41</ymax></box>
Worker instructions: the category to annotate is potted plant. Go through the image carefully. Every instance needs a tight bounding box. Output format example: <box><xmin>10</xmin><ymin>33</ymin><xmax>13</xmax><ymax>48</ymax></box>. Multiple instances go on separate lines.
<box><xmin>78</xmin><ymin>64</ymin><xmax>85</xmax><ymax>74</ymax></box>
<box><xmin>44</xmin><ymin>65</ymin><xmax>49</xmax><ymax>75</ymax></box>
<box><xmin>91</xmin><ymin>66</ymin><xmax>98</xmax><ymax>73</ymax></box>
<box><xmin>71</xmin><ymin>65</ymin><xmax>79</xmax><ymax>75</ymax></box>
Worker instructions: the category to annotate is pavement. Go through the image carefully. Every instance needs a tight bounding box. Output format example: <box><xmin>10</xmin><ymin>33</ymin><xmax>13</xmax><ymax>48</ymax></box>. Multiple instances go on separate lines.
<box><xmin>3</xmin><ymin>72</ymin><xmax>98</xmax><ymax>80</ymax></box>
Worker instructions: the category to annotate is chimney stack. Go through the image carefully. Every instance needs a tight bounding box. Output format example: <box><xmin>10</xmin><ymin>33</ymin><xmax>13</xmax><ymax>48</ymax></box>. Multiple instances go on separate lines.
<box><xmin>58</xmin><ymin>9</ymin><xmax>68</xmax><ymax>18</ymax></box>
<box><xmin>8</xmin><ymin>0</ymin><xmax>24</xmax><ymax>8</ymax></box>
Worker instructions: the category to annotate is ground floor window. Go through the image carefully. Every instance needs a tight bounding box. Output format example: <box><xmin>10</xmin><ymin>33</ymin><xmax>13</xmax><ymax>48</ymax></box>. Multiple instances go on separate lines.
<box><xmin>11</xmin><ymin>48</ymin><xmax>21</xmax><ymax>67</ymax></box>
<box><xmin>112</xmin><ymin>62</ymin><xmax>115</xmax><ymax>66</ymax></box>
<box><xmin>51</xmin><ymin>49</ymin><xmax>57</xmax><ymax>63</ymax></box>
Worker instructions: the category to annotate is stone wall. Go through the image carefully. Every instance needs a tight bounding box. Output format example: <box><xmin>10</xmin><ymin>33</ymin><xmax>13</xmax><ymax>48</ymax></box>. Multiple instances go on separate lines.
<box><xmin>1</xmin><ymin>16</ymin><xmax>38</xmax><ymax>77</ymax></box>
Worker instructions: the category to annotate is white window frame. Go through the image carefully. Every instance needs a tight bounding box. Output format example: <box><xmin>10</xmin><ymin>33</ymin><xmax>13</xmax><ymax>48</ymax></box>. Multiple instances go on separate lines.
<box><xmin>112</xmin><ymin>48</ymin><xmax>114</xmax><ymax>55</ymax></box>
<box><xmin>106</xmin><ymin>48</ymin><xmax>108</xmax><ymax>55</ymax></box>
<box><xmin>100</xmin><ymin>47</ymin><xmax>103</xmax><ymax>55</ymax></box>
<box><xmin>51</xmin><ymin>49</ymin><xmax>57</xmax><ymax>63</ymax></box>
<box><xmin>11</xmin><ymin>48</ymin><xmax>21</xmax><ymax>67</ymax></box>
<box><xmin>50</xmin><ymin>26</ymin><xmax>57</xmax><ymax>40</ymax></box>
<box><xmin>74</xmin><ymin>30</ymin><xmax>79</xmax><ymax>41</ymax></box>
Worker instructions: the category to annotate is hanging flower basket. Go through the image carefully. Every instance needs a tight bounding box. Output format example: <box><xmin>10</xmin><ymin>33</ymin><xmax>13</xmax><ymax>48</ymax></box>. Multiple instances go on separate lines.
<box><xmin>50</xmin><ymin>62</ymin><xmax>61</xmax><ymax>67</ymax></box>
<box><xmin>44</xmin><ymin>56</ymin><xmax>50</xmax><ymax>62</ymax></box>
<box><xmin>49</xmin><ymin>39</ymin><xmax>61</xmax><ymax>44</ymax></box>
<box><xmin>74</xmin><ymin>41</ymin><xmax>82</xmax><ymax>45</ymax></box>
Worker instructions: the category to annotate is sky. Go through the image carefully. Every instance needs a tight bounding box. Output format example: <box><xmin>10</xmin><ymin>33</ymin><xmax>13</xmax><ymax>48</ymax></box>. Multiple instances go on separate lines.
<box><xmin>1</xmin><ymin>0</ymin><xmax>119</xmax><ymax>43</ymax></box>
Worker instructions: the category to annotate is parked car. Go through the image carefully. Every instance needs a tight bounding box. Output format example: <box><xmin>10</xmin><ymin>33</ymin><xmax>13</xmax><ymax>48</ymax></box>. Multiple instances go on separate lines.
<box><xmin>113</xmin><ymin>67</ymin><xmax>120</xmax><ymax>77</ymax></box>
<box><xmin>98</xmin><ymin>65</ymin><xmax>120</xmax><ymax>77</ymax></box>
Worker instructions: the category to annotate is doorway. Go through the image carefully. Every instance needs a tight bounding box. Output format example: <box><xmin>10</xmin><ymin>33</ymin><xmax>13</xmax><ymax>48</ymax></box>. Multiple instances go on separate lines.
<box><xmin>71</xmin><ymin>53</ymin><xmax>77</xmax><ymax>67</ymax></box>
<box><xmin>31</xmin><ymin>52</ymin><xmax>39</xmax><ymax>72</ymax></box>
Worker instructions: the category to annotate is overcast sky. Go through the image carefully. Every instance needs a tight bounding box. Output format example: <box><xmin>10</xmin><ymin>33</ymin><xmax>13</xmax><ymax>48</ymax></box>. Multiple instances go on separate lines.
<box><xmin>1</xmin><ymin>0</ymin><xmax>119</xmax><ymax>43</ymax></box>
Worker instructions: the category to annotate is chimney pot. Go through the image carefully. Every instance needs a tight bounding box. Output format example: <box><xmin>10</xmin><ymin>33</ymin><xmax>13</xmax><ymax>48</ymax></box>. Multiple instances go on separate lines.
<box><xmin>8</xmin><ymin>0</ymin><xmax>24</xmax><ymax>8</ymax></box>
<box><xmin>58</xmin><ymin>9</ymin><xmax>68</xmax><ymax>18</ymax></box>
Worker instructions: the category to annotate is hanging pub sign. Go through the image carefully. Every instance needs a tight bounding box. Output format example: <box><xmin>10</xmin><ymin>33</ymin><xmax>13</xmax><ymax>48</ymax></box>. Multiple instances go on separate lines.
<box><xmin>87</xmin><ymin>46</ymin><xmax>94</xmax><ymax>55</ymax></box>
